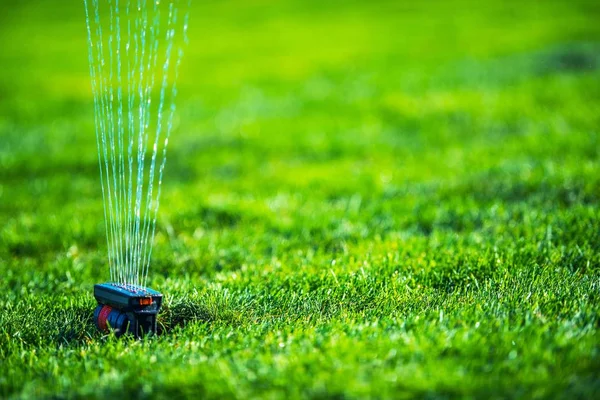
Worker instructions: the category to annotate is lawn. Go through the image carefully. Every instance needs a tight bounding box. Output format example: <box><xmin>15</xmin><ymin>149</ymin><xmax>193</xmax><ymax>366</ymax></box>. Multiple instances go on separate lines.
<box><xmin>1</xmin><ymin>0</ymin><xmax>600</xmax><ymax>398</ymax></box>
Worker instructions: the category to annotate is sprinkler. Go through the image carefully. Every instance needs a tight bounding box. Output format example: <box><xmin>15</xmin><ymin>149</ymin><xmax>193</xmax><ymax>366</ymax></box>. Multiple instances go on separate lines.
<box><xmin>93</xmin><ymin>283</ymin><xmax>163</xmax><ymax>338</ymax></box>
<box><xmin>83</xmin><ymin>1</ymin><xmax>189</xmax><ymax>338</ymax></box>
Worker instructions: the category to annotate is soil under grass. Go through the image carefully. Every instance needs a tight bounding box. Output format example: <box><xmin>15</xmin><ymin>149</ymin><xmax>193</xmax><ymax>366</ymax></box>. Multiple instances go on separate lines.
<box><xmin>1</xmin><ymin>0</ymin><xmax>600</xmax><ymax>398</ymax></box>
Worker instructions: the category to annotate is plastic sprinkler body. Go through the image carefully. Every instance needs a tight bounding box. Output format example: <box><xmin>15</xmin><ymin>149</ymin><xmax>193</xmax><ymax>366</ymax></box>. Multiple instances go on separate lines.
<box><xmin>93</xmin><ymin>283</ymin><xmax>163</xmax><ymax>338</ymax></box>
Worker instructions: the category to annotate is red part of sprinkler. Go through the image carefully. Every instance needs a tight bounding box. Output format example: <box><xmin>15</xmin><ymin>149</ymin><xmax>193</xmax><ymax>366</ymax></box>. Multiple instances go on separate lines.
<box><xmin>97</xmin><ymin>305</ymin><xmax>113</xmax><ymax>331</ymax></box>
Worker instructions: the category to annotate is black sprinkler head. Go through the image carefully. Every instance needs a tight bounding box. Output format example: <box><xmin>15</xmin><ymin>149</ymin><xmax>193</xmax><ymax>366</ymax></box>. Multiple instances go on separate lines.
<box><xmin>93</xmin><ymin>283</ymin><xmax>163</xmax><ymax>338</ymax></box>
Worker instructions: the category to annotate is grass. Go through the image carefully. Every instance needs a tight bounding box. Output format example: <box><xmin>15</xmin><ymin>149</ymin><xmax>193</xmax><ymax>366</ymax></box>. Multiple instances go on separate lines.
<box><xmin>1</xmin><ymin>0</ymin><xmax>600</xmax><ymax>398</ymax></box>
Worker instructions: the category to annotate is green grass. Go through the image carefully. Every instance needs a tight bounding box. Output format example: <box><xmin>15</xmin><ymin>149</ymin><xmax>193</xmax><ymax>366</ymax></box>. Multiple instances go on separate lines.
<box><xmin>1</xmin><ymin>0</ymin><xmax>600</xmax><ymax>398</ymax></box>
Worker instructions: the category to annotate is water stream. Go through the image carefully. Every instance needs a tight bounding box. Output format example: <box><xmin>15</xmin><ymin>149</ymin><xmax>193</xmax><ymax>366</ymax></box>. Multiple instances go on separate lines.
<box><xmin>83</xmin><ymin>0</ymin><xmax>189</xmax><ymax>287</ymax></box>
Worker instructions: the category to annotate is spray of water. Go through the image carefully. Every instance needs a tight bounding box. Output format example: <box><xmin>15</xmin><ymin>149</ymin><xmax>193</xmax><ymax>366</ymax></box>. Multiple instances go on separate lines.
<box><xmin>83</xmin><ymin>0</ymin><xmax>190</xmax><ymax>287</ymax></box>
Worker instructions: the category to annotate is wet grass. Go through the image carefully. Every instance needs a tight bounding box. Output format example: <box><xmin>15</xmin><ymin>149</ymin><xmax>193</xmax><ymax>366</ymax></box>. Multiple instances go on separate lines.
<box><xmin>1</xmin><ymin>0</ymin><xmax>600</xmax><ymax>398</ymax></box>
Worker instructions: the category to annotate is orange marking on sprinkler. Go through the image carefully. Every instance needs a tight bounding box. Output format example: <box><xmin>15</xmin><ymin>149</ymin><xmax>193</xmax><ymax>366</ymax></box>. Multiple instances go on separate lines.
<box><xmin>138</xmin><ymin>297</ymin><xmax>152</xmax><ymax>306</ymax></box>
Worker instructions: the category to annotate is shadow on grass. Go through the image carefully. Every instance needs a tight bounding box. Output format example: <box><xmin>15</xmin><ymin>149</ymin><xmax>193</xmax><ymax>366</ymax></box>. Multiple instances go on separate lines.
<box><xmin>156</xmin><ymin>289</ymin><xmax>245</xmax><ymax>334</ymax></box>
<box><xmin>157</xmin><ymin>299</ymin><xmax>214</xmax><ymax>334</ymax></box>
<box><xmin>0</xmin><ymin>288</ymin><xmax>240</xmax><ymax>351</ymax></box>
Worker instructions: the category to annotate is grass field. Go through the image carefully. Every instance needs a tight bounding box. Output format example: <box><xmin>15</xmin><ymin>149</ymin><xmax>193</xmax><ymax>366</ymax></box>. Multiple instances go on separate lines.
<box><xmin>1</xmin><ymin>0</ymin><xmax>600</xmax><ymax>398</ymax></box>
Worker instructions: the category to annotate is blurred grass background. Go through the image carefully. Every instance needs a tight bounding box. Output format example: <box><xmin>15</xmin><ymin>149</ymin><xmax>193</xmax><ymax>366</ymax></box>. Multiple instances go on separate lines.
<box><xmin>1</xmin><ymin>0</ymin><xmax>600</xmax><ymax>398</ymax></box>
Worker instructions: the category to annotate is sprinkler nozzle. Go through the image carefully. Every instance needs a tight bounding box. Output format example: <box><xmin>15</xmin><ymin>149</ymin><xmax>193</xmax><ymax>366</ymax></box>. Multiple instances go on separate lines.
<box><xmin>93</xmin><ymin>283</ymin><xmax>163</xmax><ymax>338</ymax></box>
